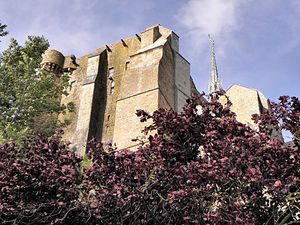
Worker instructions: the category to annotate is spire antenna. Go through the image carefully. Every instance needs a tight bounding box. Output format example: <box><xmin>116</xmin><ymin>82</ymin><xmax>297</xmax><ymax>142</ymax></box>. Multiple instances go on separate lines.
<box><xmin>208</xmin><ymin>34</ymin><xmax>222</xmax><ymax>99</ymax></box>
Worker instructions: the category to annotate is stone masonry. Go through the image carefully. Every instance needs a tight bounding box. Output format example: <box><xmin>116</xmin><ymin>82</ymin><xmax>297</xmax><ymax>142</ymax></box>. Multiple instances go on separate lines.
<box><xmin>42</xmin><ymin>24</ymin><xmax>274</xmax><ymax>155</ymax></box>
<box><xmin>42</xmin><ymin>24</ymin><xmax>199</xmax><ymax>154</ymax></box>
<box><xmin>220</xmin><ymin>84</ymin><xmax>271</xmax><ymax>129</ymax></box>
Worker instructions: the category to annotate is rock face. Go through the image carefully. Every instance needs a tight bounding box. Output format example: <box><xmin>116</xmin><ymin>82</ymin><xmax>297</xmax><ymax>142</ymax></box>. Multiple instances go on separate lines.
<box><xmin>44</xmin><ymin>24</ymin><xmax>199</xmax><ymax>154</ymax></box>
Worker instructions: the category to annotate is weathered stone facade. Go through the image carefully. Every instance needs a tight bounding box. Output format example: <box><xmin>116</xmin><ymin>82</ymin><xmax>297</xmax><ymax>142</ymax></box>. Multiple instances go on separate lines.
<box><xmin>43</xmin><ymin>24</ymin><xmax>275</xmax><ymax>155</ymax></box>
<box><xmin>45</xmin><ymin>24</ymin><xmax>198</xmax><ymax>154</ymax></box>
<box><xmin>220</xmin><ymin>84</ymin><xmax>271</xmax><ymax>129</ymax></box>
<box><xmin>219</xmin><ymin>85</ymin><xmax>282</xmax><ymax>138</ymax></box>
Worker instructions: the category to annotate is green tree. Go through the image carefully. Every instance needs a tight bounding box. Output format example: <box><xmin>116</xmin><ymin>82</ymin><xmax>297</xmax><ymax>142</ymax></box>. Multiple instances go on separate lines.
<box><xmin>0</xmin><ymin>21</ymin><xmax>8</xmax><ymax>40</ymax></box>
<box><xmin>0</xmin><ymin>36</ymin><xmax>71</xmax><ymax>143</ymax></box>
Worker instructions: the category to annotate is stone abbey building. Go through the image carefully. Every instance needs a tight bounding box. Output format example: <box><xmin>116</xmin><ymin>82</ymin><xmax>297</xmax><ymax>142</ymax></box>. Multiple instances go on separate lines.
<box><xmin>41</xmin><ymin>24</ymin><xmax>272</xmax><ymax>154</ymax></box>
<box><xmin>42</xmin><ymin>24</ymin><xmax>199</xmax><ymax>154</ymax></box>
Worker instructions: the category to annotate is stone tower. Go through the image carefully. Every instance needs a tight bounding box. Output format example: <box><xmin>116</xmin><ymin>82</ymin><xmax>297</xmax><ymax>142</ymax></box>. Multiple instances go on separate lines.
<box><xmin>46</xmin><ymin>24</ymin><xmax>199</xmax><ymax>154</ymax></box>
<box><xmin>41</xmin><ymin>49</ymin><xmax>65</xmax><ymax>75</ymax></box>
<box><xmin>41</xmin><ymin>49</ymin><xmax>78</xmax><ymax>75</ymax></box>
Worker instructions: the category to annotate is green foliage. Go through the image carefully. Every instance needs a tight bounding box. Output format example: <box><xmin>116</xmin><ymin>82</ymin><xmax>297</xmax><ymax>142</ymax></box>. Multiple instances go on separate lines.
<box><xmin>0</xmin><ymin>36</ymin><xmax>72</xmax><ymax>144</ymax></box>
<box><xmin>0</xmin><ymin>21</ymin><xmax>8</xmax><ymax>40</ymax></box>
<box><xmin>80</xmin><ymin>154</ymin><xmax>93</xmax><ymax>173</ymax></box>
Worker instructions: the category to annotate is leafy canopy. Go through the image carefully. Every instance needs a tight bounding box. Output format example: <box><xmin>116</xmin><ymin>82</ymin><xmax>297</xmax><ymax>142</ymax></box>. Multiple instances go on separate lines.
<box><xmin>0</xmin><ymin>35</ymin><xmax>71</xmax><ymax>143</ymax></box>
<box><xmin>0</xmin><ymin>21</ymin><xmax>8</xmax><ymax>40</ymax></box>
<box><xmin>0</xmin><ymin>94</ymin><xmax>299</xmax><ymax>224</ymax></box>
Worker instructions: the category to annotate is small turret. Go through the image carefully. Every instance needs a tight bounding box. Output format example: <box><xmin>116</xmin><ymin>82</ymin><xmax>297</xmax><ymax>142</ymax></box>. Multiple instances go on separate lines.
<box><xmin>41</xmin><ymin>49</ymin><xmax>65</xmax><ymax>75</ymax></box>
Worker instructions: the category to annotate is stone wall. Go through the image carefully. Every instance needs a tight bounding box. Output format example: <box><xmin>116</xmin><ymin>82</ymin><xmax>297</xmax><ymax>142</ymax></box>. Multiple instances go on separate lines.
<box><xmin>55</xmin><ymin>24</ymin><xmax>195</xmax><ymax>153</ymax></box>
<box><xmin>219</xmin><ymin>84</ymin><xmax>270</xmax><ymax>128</ymax></box>
<box><xmin>59</xmin><ymin>55</ymin><xmax>88</xmax><ymax>144</ymax></box>
<box><xmin>158</xmin><ymin>41</ymin><xmax>175</xmax><ymax>109</ymax></box>
<box><xmin>174</xmin><ymin>52</ymin><xmax>191</xmax><ymax>112</ymax></box>
<box><xmin>98</xmin><ymin>36</ymin><xmax>141</xmax><ymax>143</ymax></box>
<box><xmin>114</xmin><ymin>44</ymin><xmax>163</xmax><ymax>149</ymax></box>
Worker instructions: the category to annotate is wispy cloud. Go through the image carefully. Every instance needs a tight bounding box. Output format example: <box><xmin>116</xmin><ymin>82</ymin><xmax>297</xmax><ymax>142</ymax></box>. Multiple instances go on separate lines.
<box><xmin>178</xmin><ymin>0</ymin><xmax>247</xmax><ymax>55</ymax></box>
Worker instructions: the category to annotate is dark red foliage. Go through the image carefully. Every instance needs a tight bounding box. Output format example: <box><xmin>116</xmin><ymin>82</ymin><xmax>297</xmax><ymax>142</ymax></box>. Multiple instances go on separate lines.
<box><xmin>274</xmin><ymin>96</ymin><xmax>300</xmax><ymax>146</ymax></box>
<box><xmin>0</xmin><ymin>131</ymin><xmax>85</xmax><ymax>224</ymax></box>
<box><xmin>81</xmin><ymin>95</ymin><xmax>300</xmax><ymax>224</ymax></box>
<box><xmin>1</xmin><ymin>95</ymin><xmax>299</xmax><ymax>224</ymax></box>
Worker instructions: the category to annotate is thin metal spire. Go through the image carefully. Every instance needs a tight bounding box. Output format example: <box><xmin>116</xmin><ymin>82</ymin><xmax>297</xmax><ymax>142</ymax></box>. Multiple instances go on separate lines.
<box><xmin>208</xmin><ymin>34</ymin><xmax>222</xmax><ymax>97</ymax></box>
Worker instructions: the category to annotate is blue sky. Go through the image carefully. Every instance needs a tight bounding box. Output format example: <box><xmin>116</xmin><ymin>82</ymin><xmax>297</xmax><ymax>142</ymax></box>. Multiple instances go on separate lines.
<box><xmin>0</xmin><ymin>0</ymin><xmax>299</xmax><ymax>101</ymax></box>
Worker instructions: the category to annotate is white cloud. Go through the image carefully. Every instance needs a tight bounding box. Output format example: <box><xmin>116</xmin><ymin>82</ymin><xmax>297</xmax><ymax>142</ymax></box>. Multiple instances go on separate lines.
<box><xmin>178</xmin><ymin>0</ymin><xmax>244</xmax><ymax>55</ymax></box>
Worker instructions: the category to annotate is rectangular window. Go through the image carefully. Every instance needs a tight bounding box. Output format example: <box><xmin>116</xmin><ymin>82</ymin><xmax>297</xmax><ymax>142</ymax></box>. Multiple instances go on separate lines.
<box><xmin>125</xmin><ymin>61</ymin><xmax>130</xmax><ymax>70</ymax></box>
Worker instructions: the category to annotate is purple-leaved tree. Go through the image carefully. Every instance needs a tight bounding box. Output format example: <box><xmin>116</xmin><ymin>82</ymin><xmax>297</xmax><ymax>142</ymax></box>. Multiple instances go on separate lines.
<box><xmin>1</xmin><ymin>94</ymin><xmax>299</xmax><ymax>224</ymax></box>
<box><xmin>0</xmin><ymin>131</ymin><xmax>85</xmax><ymax>224</ymax></box>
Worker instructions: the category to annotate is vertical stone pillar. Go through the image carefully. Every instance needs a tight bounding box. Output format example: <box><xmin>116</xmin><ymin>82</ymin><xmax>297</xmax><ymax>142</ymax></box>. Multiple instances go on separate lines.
<box><xmin>73</xmin><ymin>53</ymin><xmax>101</xmax><ymax>155</ymax></box>
<box><xmin>174</xmin><ymin>53</ymin><xmax>191</xmax><ymax>112</ymax></box>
